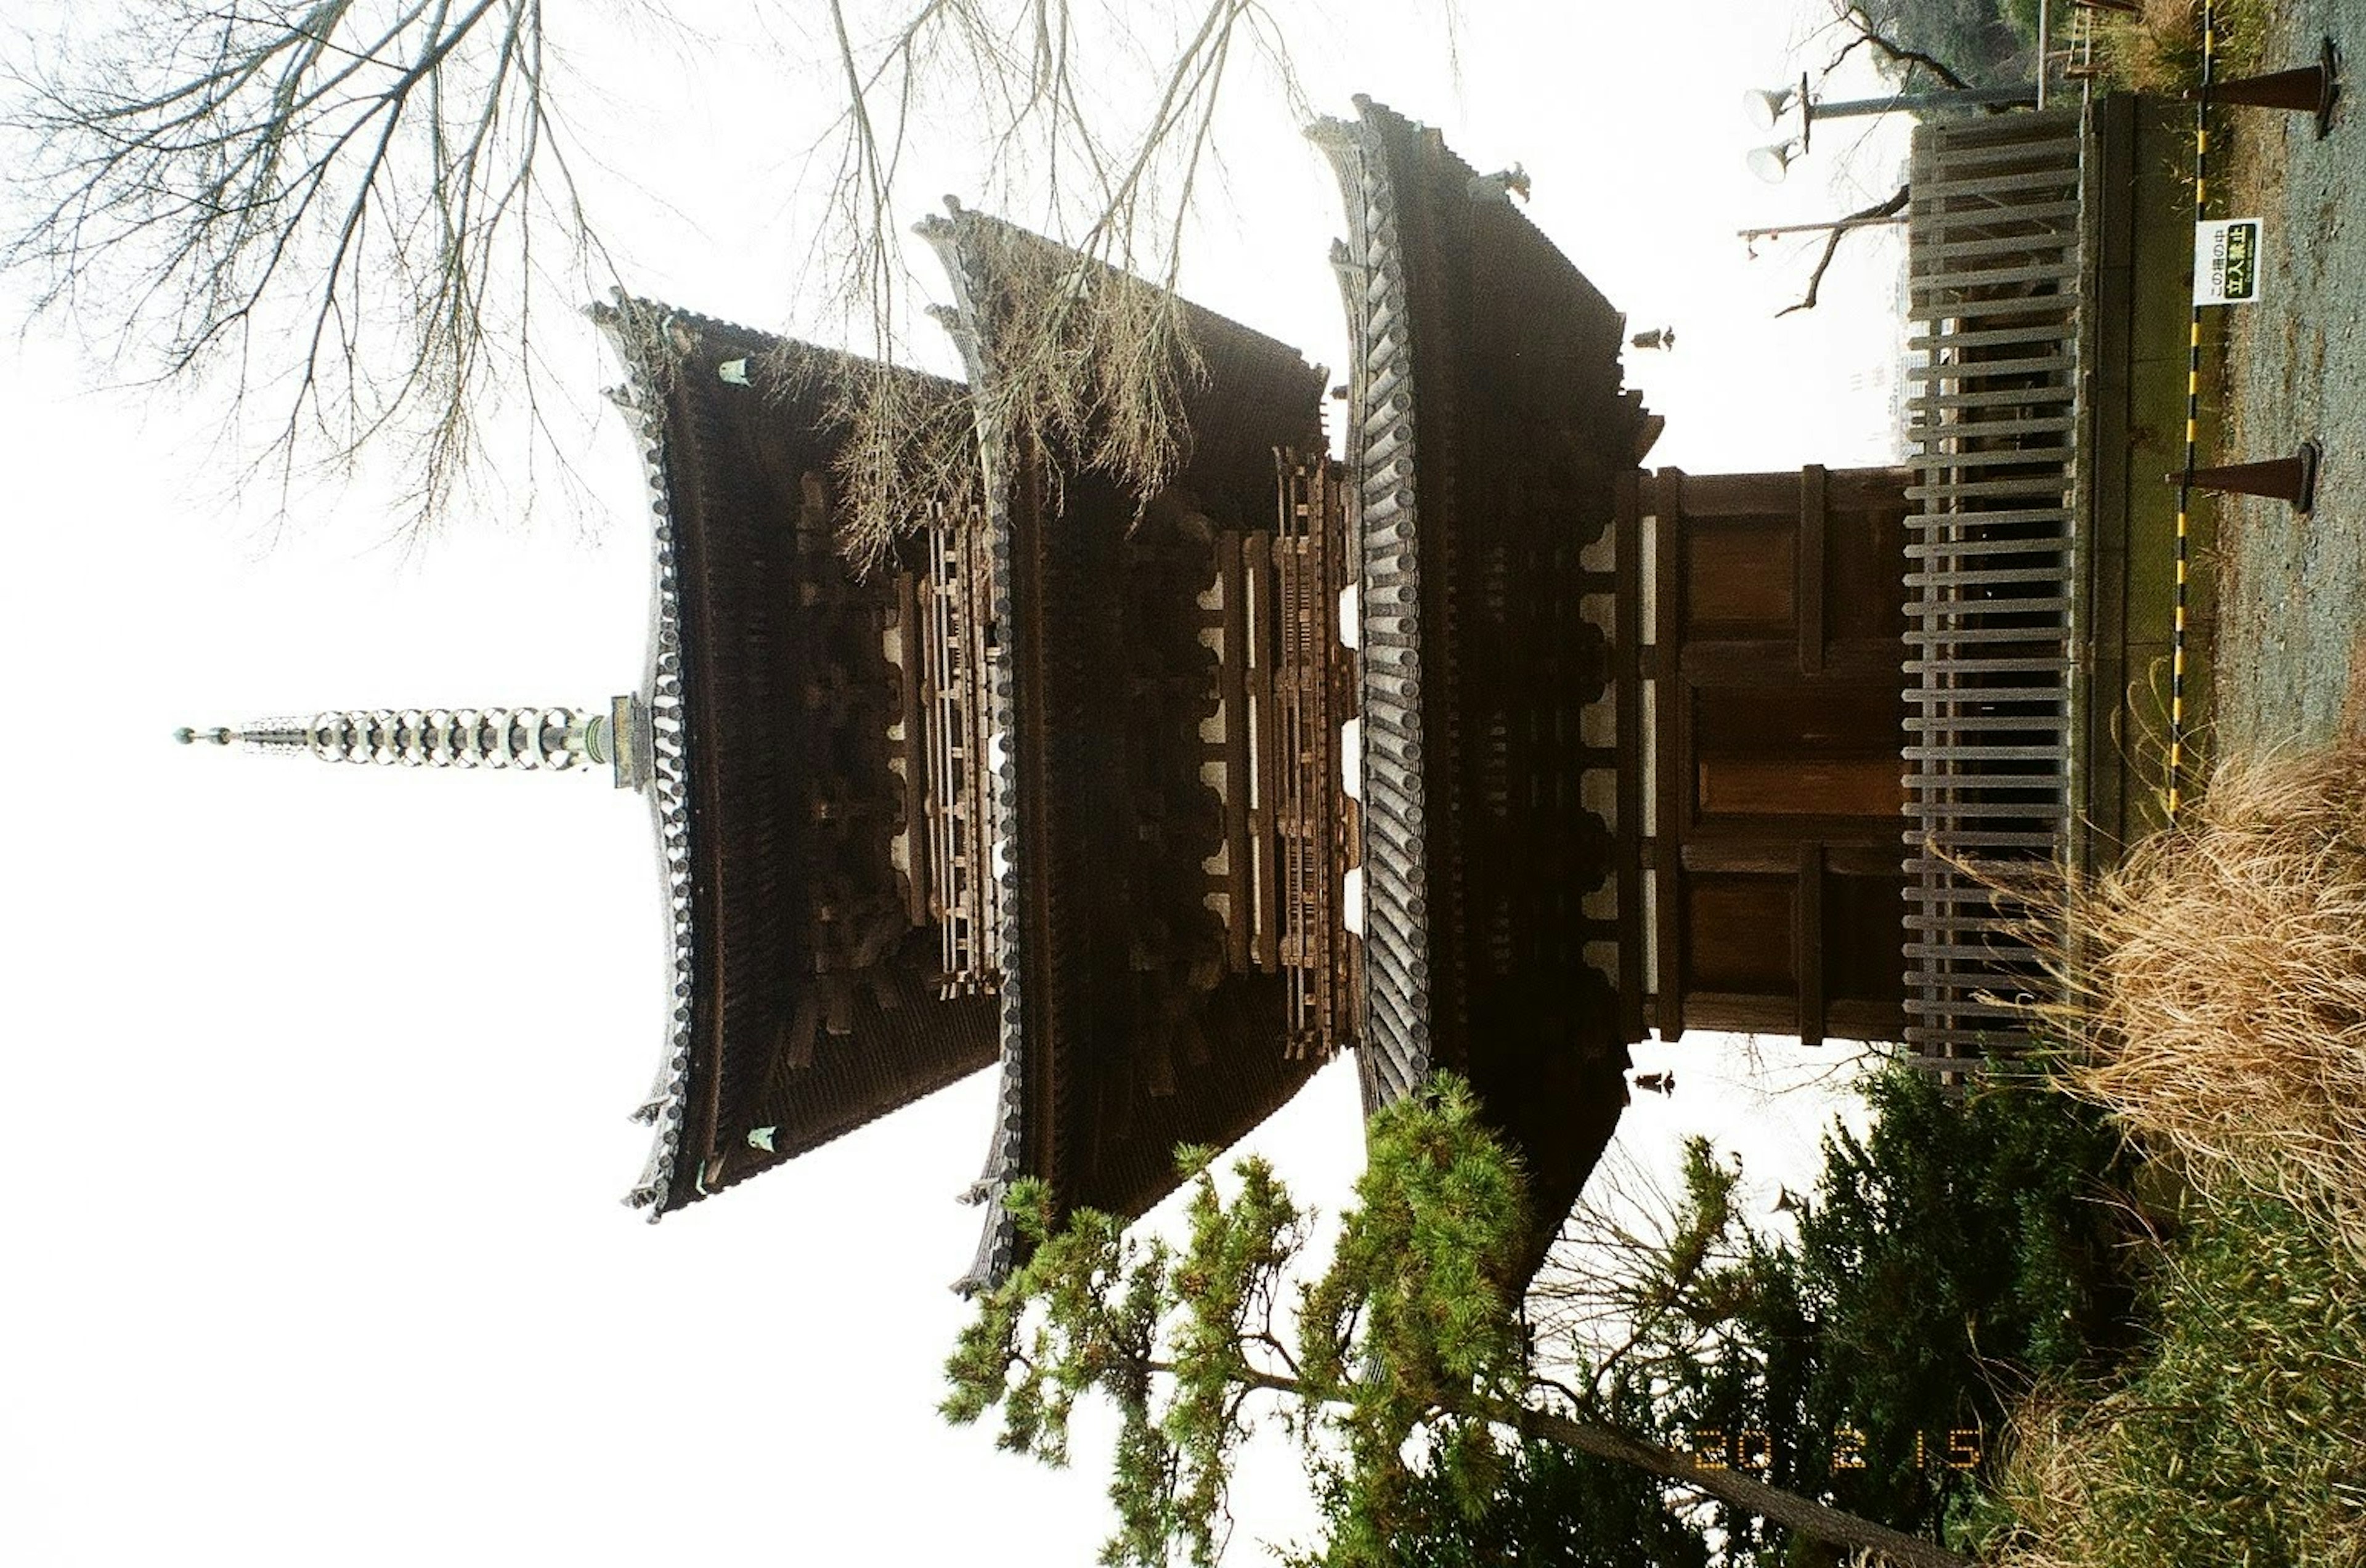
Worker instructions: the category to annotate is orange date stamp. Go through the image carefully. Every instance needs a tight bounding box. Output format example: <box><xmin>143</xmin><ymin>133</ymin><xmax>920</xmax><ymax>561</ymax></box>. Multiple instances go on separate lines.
<box><xmin>1682</xmin><ymin>1427</ymin><xmax>1985</xmax><ymax>1474</ymax></box>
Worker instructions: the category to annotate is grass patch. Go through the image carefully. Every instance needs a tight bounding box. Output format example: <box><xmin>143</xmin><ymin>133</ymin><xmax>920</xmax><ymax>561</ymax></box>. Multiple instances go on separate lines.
<box><xmin>1983</xmin><ymin>1186</ymin><xmax>2366</xmax><ymax>1568</ymax></box>
<box><xmin>2055</xmin><ymin>740</ymin><xmax>2366</xmax><ymax>1257</ymax></box>
<box><xmin>2088</xmin><ymin>0</ymin><xmax>2270</xmax><ymax>91</ymax></box>
<box><xmin>1981</xmin><ymin>740</ymin><xmax>2366</xmax><ymax>1564</ymax></box>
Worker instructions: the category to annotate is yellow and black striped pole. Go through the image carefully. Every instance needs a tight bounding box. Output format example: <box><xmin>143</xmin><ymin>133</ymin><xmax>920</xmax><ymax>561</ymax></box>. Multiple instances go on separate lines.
<box><xmin>2168</xmin><ymin>4</ymin><xmax>2218</xmax><ymax>823</ymax></box>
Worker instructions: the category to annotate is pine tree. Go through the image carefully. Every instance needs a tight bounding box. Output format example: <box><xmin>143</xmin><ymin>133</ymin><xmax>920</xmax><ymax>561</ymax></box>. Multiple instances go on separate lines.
<box><xmin>943</xmin><ymin>1075</ymin><xmax>1979</xmax><ymax>1568</ymax></box>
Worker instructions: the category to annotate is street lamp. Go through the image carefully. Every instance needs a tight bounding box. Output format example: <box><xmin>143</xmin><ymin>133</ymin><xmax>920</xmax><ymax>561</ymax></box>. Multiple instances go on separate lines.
<box><xmin>1741</xmin><ymin>73</ymin><xmax>1807</xmax><ymax>132</ymax></box>
<box><xmin>1746</xmin><ymin>141</ymin><xmax>1802</xmax><ymax>184</ymax></box>
<box><xmin>1742</xmin><ymin>76</ymin><xmax>2039</xmax><ymax>182</ymax></box>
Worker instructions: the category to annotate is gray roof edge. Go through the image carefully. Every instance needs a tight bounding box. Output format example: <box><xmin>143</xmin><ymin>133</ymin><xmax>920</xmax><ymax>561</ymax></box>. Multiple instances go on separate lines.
<box><xmin>917</xmin><ymin>211</ymin><xmax>1030</xmax><ymax>1290</ymax></box>
<box><xmin>589</xmin><ymin>293</ymin><xmax>700</xmax><ymax>1221</ymax></box>
<box><xmin>1316</xmin><ymin>104</ymin><xmax>1433</xmax><ymax>1100</ymax></box>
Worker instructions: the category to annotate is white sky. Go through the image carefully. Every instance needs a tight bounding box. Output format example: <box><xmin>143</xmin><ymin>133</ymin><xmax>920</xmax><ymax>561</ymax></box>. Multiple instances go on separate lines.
<box><xmin>2</xmin><ymin>4</ymin><xmax>1910</xmax><ymax>1562</ymax></box>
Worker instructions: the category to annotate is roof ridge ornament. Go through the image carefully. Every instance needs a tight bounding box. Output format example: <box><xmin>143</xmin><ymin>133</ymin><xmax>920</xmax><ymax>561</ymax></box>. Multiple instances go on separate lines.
<box><xmin>175</xmin><ymin>697</ymin><xmax>652</xmax><ymax>789</ymax></box>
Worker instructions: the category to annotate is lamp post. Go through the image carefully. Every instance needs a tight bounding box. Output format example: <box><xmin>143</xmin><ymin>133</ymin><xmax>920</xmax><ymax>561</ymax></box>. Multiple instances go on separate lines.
<box><xmin>1800</xmin><ymin>83</ymin><xmax>2039</xmax><ymax>124</ymax></box>
<box><xmin>1745</xmin><ymin>71</ymin><xmax>2039</xmax><ymax>182</ymax></box>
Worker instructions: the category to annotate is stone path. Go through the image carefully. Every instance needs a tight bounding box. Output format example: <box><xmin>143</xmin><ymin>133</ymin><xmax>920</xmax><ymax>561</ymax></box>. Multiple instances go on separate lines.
<box><xmin>2217</xmin><ymin>0</ymin><xmax>2366</xmax><ymax>750</ymax></box>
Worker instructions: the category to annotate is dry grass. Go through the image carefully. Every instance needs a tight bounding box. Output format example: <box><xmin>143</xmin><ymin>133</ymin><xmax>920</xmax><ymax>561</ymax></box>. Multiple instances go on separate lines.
<box><xmin>2052</xmin><ymin>741</ymin><xmax>2366</xmax><ymax>1250</ymax></box>
<box><xmin>2089</xmin><ymin>0</ymin><xmax>2270</xmax><ymax>91</ymax></box>
<box><xmin>1966</xmin><ymin>742</ymin><xmax>2366</xmax><ymax>1564</ymax></box>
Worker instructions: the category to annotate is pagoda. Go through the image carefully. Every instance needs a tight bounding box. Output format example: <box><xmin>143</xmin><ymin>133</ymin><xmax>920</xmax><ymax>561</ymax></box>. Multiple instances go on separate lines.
<box><xmin>188</xmin><ymin>97</ymin><xmax>1929</xmax><ymax>1291</ymax></box>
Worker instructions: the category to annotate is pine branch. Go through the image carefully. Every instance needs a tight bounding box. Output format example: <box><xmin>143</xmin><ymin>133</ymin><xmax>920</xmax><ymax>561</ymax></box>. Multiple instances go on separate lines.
<box><xmin>1514</xmin><ymin>1403</ymin><xmax>1980</xmax><ymax>1568</ymax></box>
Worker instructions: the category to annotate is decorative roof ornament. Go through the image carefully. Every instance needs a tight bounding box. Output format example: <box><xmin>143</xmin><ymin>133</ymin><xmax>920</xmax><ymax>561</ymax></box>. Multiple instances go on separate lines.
<box><xmin>176</xmin><ymin>698</ymin><xmax>652</xmax><ymax>790</ymax></box>
<box><xmin>1465</xmin><ymin>162</ymin><xmax>1531</xmax><ymax>205</ymax></box>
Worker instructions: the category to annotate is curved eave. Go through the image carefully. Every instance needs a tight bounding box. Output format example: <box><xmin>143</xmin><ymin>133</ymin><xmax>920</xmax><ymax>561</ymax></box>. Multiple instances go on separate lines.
<box><xmin>1309</xmin><ymin>105</ymin><xmax>1434</xmax><ymax>1116</ymax></box>
<box><xmin>924</xmin><ymin>205</ymin><xmax>1329</xmax><ymax>1293</ymax></box>
<box><xmin>591</xmin><ymin>294</ymin><xmax>699</xmax><ymax>1220</ymax></box>
<box><xmin>915</xmin><ymin>216</ymin><xmax>1031</xmax><ymax>1294</ymax></box>
<box><xmin>1312</xmin><ymin>99</ymin><xmax>1641</xmax><ymax>1290</ymax></box>
<box><xmin>598</xmin><ymin>293</ymin><xmax>992</xmax><ymax>1222</ymax></box>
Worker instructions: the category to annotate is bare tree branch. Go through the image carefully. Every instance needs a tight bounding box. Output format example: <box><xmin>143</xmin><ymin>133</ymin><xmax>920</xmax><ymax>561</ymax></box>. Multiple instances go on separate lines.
<box><xmin>803</xmin><ymin>0</ymin><xmax>1332</xmax><ymax>567</ymax></box>
<box><xmin>1830</xmin><ymin>2</ymin><xmax>1976</xmax><ymax>91</ymax></box>
<box><xmin>7</xmin><ymin>2</ymin><xmax>1438</xmax><ymax>553</ymax></box>
<box><xmin>4</xmin><ymin>0</ymin><xmax>632</xmax><ymax>538</ymax></box>
<box><xmin>1776</xmin><ymin>183</ymin><xmax>1909</xmax><ymax>317</ymax></box>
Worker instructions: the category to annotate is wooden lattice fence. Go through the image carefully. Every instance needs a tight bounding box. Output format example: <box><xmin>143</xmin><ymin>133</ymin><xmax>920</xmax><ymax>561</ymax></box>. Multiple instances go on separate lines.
<box><xmin>1902</xmin><ymin>106</ymin><xmax>2090</xmax><ymax>1070</ymax></box>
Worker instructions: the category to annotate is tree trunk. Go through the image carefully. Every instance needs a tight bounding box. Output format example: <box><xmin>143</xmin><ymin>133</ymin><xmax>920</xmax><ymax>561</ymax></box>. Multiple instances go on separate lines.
<box><xmin>1516</xmin><ymin>1407</ymin><xmax>1979</xmax><ymax>1568</ymax></box>
<box><xmin>1198</xmin><ymin>1359</ymin><xmax>1986</xmax><ymax>1568</ymax></box>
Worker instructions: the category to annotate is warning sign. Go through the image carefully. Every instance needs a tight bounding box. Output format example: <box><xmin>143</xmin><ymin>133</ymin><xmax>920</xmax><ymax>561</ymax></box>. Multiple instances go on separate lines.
<box><xmin>2195</xmin><ymin>217</ymin><xmax>2264</xmax><ymax>305</ymax></box>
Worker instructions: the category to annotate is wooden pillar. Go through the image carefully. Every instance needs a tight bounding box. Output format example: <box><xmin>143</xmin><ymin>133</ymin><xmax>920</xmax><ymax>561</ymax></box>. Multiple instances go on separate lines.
<box><xmin>1651</xmin><ymin>466</ymin><xmax>1688</xmax><ymax>1041</ymax></box>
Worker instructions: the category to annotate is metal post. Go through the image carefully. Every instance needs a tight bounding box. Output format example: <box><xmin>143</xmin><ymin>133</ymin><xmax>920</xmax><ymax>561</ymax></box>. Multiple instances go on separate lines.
<box><xmin>2038</xmin><ymin>0</ymin><xmax>2052</xmax><ymax>108</ymax></box>
<box><xmin>1737</xmin><ymin>214</ymin><xmax>1910</xmax><ymax>244</ymax></box>
<box><xmin>1807</xmin><ymin>84</ymin><xmax>2041</xmax><ymax>124</ymax></box>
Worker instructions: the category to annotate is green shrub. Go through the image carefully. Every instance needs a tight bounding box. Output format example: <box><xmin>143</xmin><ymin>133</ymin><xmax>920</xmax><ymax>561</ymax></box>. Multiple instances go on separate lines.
<box><xmin>1989</xmin><ymin>1186</ymin><xmax>2366</xmax><ymax>1568</ymax></box>
<box><xmin>1647</xmin><ymin>1062</ymin><xmax>2144</xmax><ymax>1560</ymax></box>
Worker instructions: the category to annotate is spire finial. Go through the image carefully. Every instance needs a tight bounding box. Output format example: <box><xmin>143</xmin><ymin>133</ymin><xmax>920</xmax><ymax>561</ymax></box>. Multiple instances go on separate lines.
<box><xmin>171</xmin><ymin>700</ymin><xmax>649</xmax><ymax>787</ymax></box>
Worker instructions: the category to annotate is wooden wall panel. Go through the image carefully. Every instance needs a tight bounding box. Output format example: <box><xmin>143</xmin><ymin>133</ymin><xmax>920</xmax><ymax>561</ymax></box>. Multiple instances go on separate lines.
<box><xmin>1684</xmin><ymin>873</ymin><xmax>1795</xmax><ymax>996</ymax></box>
<box><xmin>1685</xmin><ymin>521</ymin><xmax>1796</xmax><ymax>637</ymax></box>
<box><xmin>1696</xmin><ymin>755</ymin><xmax>1907</xmax><ymax>820</ymax></box>
<box><xmin>1649</xmin><ymin>464</ymin><xmax>1913</xmax><ymax>1046</ymax></box>
<box><xmin>1824</xmin><ymin>871</ymin><xmax>1909</xmax><ymax>1005</ymax></box>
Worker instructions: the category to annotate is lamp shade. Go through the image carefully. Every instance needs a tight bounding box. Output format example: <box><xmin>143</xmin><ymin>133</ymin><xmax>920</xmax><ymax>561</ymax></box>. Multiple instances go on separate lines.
<box><xmin>1742</xmin><ymin>83</ymin><xmax>1795</xmax><ymax>131</ymax></box>
<box><xmin>1746</xmin><ymin>140</ymin><xmax>1798</xmax><ymax>184</ymax></box>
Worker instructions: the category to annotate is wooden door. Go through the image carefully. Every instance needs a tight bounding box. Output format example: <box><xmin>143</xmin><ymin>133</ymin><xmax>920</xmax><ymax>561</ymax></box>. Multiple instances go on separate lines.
<box><xmin>1648</xmin><ymin>465</ymin><xmax>1912</xmax><ymax>1044</ymax></box>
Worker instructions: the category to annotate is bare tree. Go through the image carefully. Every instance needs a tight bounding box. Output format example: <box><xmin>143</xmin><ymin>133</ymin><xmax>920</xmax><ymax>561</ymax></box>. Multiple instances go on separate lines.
<box><xmin>5</xmin><ymin>1</ymin><xmax>1376</xmax><ymax>556</ymax></box>
<box><xmin>1766</xmin><ymin>1</ymin><xmax>1994</xmax><ymax>317</ymax></box>
<box><xmin>791</xmin><ymin>0</ymin><xmax>1332</xmax><ymax>567</ymax></box>
<box><xmin>1776</xmin><ymin>184</ymin><xmax>1911</xmax><ymax>317</ymax></box>
<box><xmin>1823</xmin><ymin>2</ymin><xmax>1979</xmax><ymax>90</ymax></box>
<box><xmin>4</xmin><ymin>1</ymin><xmax>630</xmax><ymax>535</ymax></box>
<box><xmin>1526</xmin><ymin>1137</ymin><xmax>1761</xmax><ymax>1404</ymax></box>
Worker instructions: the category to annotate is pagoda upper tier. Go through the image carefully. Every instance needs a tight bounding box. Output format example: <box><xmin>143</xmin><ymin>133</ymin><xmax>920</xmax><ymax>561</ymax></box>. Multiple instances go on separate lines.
<box><xmin>919</xmin><ymin>202</ymin><xmax>1349</xmax><ymax>1291</ymax></box>
<box><xmin>593</xmin><ymin>307</ymin><xmax>1004</xmax><ymax>1219</ymax></box>
<box><xmin>1312</xmin><ymin>97</ymin><xmax>1649</xmax><ymax>1283</ymax></box>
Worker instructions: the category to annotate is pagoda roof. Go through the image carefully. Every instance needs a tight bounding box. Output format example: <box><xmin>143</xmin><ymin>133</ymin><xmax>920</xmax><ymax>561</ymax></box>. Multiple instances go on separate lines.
<box><xmin>1312</xmin><ymin>99</ymin><xmax>1644</xmax><ymax>1280</ymax></box>
<box><xmin>596</xmin><ymin>298</ymin><xmax>996</xmax><ymax>1217</ymax></box>
<box><xmin>919</xmin><ymin>208</ymin><xmax>1333</xmax><ymax>1290</ymax></box>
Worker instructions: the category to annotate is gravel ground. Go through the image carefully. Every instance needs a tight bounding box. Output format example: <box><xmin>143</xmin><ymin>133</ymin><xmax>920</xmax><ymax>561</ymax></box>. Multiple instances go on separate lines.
<box><xmin>2217</xmin><ymin>0</ymin><xmax>2366</xmax><ymax>751</ymax></box>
